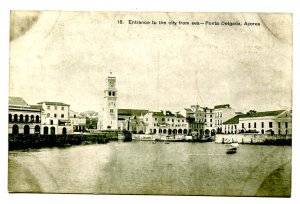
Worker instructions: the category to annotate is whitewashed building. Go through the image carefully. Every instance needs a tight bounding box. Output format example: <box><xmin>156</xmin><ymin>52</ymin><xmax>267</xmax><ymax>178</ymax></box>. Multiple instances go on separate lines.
<box><xmin>37</xmin><ymin>101</ymin><xmax>72</xmax><ymax>135</ymax></box>
<box><xmin>8</xmin><ymin>97</ymin><xmax>41</xmax><ymax>135</ymax></box>
<box><xmin>213</xmin><ymin>104</ymin><xmax>236</xmax><ymax>134</ymax></box>
<box><xmin>223</xmin><ymin>110</ymin><xmax>292</xmax><ymax>135</ymax></box>
<box><xmin>142</xmin><ymin>110</ymin><xmax>188</xmax><ymax>135</ymax></box>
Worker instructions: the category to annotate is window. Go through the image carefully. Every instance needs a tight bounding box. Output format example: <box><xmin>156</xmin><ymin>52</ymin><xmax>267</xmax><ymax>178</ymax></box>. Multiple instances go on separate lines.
<box><xmin>112</xmin><ymin>92</ymin><xmax>115</xmax><ymax>96</ymax></box>
<box><xmin>269</xmin><ymin>122</ymin><xmax>273</xmax><ymax>128</ymax></box>
<box><xmin>55</xmin><ymin>106</ymin><xmax>57</xmax><ymax>110</ymax></box>
<box><xmin>172</xmin><ymin>119</ymin><xmax>174</xmax><ymax>122</ymax></box>
<box><xmin>47</xmin><ymin>106</ymin><xmax>50</xmax><ymax>110</ymax></box>
<box><xmin>110</xmin><ymin>109</ymin><xmax>114</xmax><ymax>113</ymax></box>
<box><xmin>210</xmin><ymin>119</ymin><xmax>212</xmax><ymax>122</ymax></box>
<box><xmin>254</xmin><ymin>122</ymin><xmax>256</xmax><ymax>128</ymax></box>
<box><xmin>248</xmin><ymin>123</ymin><xmax>251</xmax><ymax>128</ymax></box>
<box><xmin>155</xmin><ymin>118</ymin><xmax>157</xmax><ymax>121</ymax></box>
<box><xmin>285</xmin><ymin>122</ymin><xmax>288</xmax><ymax>128</ymax></box>
<box><xmin>205</xmin><ymin>119</ymin><xmax>207</xmax><ymax>122</ymax></box>
<box><xmin>178</xmin><ymin>120</ymin><xmax>180</xmax><ymax>122</ymax></box>
<box><xmin>210</xmin><ymin>115</ymin><xmax>212</xmax><ymax>118</ymax></box>
<box><xmin>54</xmin><ymin>114</ymin><xmax>57</xmax><ymax>118</ymax></box>
<box><xmin>47</xmin><ymin>113</ymin><xmax>50</xmax><ymax>117</ymax></box>
<box><xmin>50</xmin><ymin>120</ymin><xmax>53</xmax><ymax>125</ymax></box>
<box><xmin>61</xmin><ymin>106</ymin><xmax>64</xmax><ymax>110</ymax></box>
<box><xmin>210</xmin><ymin>124</ymin><xmax>212</xmax><ymax>127</ymax></box>
<box><xmin>61</xmin><ymin>114</ymin><xmax>64</xmax><ymax>118</ymax></box>
<box><xmin>261</xmin><ymin>122</ymin><xmax>264</xmax><ymax>128</ymax></box>
<box><xmin>242</xmin><ymin>123</ymin><xmax>244</xmax><ymax>128</ymax></box>
<box><xmin>146</xmin><ymin>118</ymin><xmax>148</xmax><ymax>121</ymax></box>
<box><xmin>182</xmin><ymin>119</ymin><xmax>184</xmax><ymax>122</ymax></box>
<box><xmin>162</xmin><ymin>118</ymin><xmax>165</xmax><ymax>122</ymax></box>
<box><xmin>278</xmin><ymin>122</ymin><xmax>281</xmax><ymax>128</ymax></box>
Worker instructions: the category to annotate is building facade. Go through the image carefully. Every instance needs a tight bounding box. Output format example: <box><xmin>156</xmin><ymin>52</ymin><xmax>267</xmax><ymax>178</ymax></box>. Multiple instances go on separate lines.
<box><xmin>118</xmin><ymin>109</ymin><xmax>148</xmax><ymax>133</ymax></box>
<box><xmin>8</xmin><ymin>97</ymin><xmax>41</xmax><ymax>135</ymax></box>
<box><xmin>214</xmin><ymin>104</ymin><xmax>236</xmax><ymax>134</ymax></box>
<box><xmin>37</xmin><ymin>101</ymin><xmax>72</xmax><ymax>135</ymax></box>
<box><xmin>223</xmin><ymin>110</ymin><xmax>292</xmax><ymax>135</ymax></box>
<box><xmin>69</xmin><ymin>110</ymin><xmax>86</xmax><ymax>133</ymax></box>
<box><xmin>181</xmin><ymin>105</ymin><xmax>205</xmax><ymax>136</ymax></box>
<box><xmin>142</xmin><ymin>110</ymin><xmax>188</xmax><ymax>135</ymax></box>
<box><xmin>98</xmin><ymin>73</ymin><xmax>118</xmax><ymax>130</ymax></box>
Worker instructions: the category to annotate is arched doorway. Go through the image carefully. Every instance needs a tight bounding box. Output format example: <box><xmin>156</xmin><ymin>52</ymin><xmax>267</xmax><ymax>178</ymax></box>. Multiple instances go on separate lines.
<box><xmin>173</xmin><ymin>129</ymin><xmax>177</xmax><ymax>135</ymax></box>
<box><xmin>44</xmin><ymin>127</ymin><xmax>49</xmax><ymax>135</ymax></box>
<box><xmin>12</xmin><ymin>124</ymin><xmax>19</xmax><ymax>135</ymax></box>
<box><xmin>153</xmin><ymin>129</ymin><xmax>157</xmax><ymax>134</ymax></box>
<box><xmin>62</xmin><ymin>127</ymin><xmax>67</xmax><ymax>135</ymax></box>
<box><xmin>31</xmin><ymin>115</ymin><xmax>34</xmax><ymax>122</ymax></box>
<box><xmin>163</xmin><ymin>129</ymin><xmax>167</xmax><ymax>134</ymax></box>
<box><xmin>183</xmin><ymin>129</ymin><xmax>187</xmax><ymax>135</ymax></box>
<box><xmin>50</xmin><ymin>127</ymin><xmax>56</xmax><ymax>135</ymax></box>
<box><xmin>9</xmin><ymin>114</ymin><xmax>12</xmax><ymax>122</ymax></box>
<box><xmin>36</xmin><ymin>115</ymin><xmax>40</xmax><ymax>123</ymax></box>
<box><xmin>24</xmin><ymin>125</ymin><xmax>30</xmax><ymax>135</ymax></box>
<box><xmin>159</xmin><ymin>129</ymin><xmax>162</xmax><ymax>134</ymax></box>
<box><xmin>168</xmin><ymin>129</ymin><xmax>172</xmax><ymax>135</ymax></box>
<box><xmin>205</xmin><ymin>129</ymin><xmax>210</xmax><ymax>136</ymax></box>
<box><xmin>178</xmin><ymin>129</ymin><xmax>182</xmax><ymax>134</ymax></box>
<box><xmin>34</xmin><ymin>125</ymin><xmax>40</xmax><ymax>134</ymax></box>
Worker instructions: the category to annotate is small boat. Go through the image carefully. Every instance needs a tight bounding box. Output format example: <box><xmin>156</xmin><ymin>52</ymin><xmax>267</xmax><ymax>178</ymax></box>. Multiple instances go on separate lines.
<box><xmin>226</xmin><ymin>143</ymin><xmax>239</xmax><ymax>154</ymax></box>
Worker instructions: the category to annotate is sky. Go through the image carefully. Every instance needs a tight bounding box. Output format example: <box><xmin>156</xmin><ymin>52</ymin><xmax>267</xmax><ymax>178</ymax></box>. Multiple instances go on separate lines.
<box><xmin>9</xmin><ymin>11</ymin><xmax>293</xmax><ymax>113</ymax></box>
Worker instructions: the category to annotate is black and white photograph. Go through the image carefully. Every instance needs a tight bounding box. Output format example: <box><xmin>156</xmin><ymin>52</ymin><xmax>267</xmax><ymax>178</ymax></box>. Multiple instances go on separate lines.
<box><xmin>1</xmin><ymin>1</ymin><xmax>300</xmax><ymax>204</ymax></box>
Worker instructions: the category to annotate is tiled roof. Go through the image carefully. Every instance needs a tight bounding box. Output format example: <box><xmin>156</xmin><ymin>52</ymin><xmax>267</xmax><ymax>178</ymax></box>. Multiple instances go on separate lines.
<box><xmin>30</xmin><ymin>104</ymin><xmax>44</xmax><ymax>110</ymax></box>
<box><xmin>9</xmin><ymin>97</ymin><xmax>29</xmax><ymax>107</ymax></box>
<box><xmin>214</xmin><ymin>104</ymin><xmax>230</xmax><ymax>109</ymax></box>
<box><xmin>223</xmin><ymin>115</ymin><xmax>241</xmax><ymax>124</ymax></box>
<box><xmin>176</xmin><ymin>113</ymin><xmax>185</xmax><ymax>118</ymax></box>
<box><xmin>240</xmin><ymin>110</ymin><xmax>285</xmax><ymax>118</ymax></box>
<box><xmin>37</xmin><ymin>101</ymin><xmax>70</xmax><ymax>106</ymax></box>
<box><xmin>118</xmin><ymin>109</ymin><xmax>149</xmax><ymax>116</ymax></box>
<box><xmin>152</xmin><ymin>112</ymin><xmax>165</xmax><ymax>117</ymax></box>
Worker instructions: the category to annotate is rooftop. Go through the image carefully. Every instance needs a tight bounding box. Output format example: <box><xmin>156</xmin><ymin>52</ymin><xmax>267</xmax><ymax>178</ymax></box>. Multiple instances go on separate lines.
<box><xmin>118</xmin><ymin>109</ymin><xmax>149</xmax><ymax>116</ymax></box>
<box><xmin>37</xmin><ymin>101</ymin><xmax>70</xmax><ymax>106</ymax></box>
<box><xmin>240</xmin><ymin>110</ymin><xmax>285</xmax><ymax>118</ymax></box>
<box><xmin>9</xmin><ymin>96</ymin><xmax>29</xmax><ymax>107</ymax></box>
<box><xmin>223</xmin><ymin>115</ymin><xmax>242</xmax><ymax>125</ymax></box>
<box><xmin>214</xmin><ymin>104</ymin><xmax>230</xmax><ymax>109</ymax></box>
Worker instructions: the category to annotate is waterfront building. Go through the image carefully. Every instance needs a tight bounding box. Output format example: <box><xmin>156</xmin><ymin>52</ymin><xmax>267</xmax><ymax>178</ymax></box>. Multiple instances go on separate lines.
<box><xmin>202</xmin><ymin>107</ymin><xmax>216</xmax><ymax>136</ymax></box>
<box><xmin>223</xmin><ymin>110</ymin><xmax>292</xmax><ymax>135</ymax></box>
<box><xmin>69</xmin><ymin>110</ymin><xmax>86</xmax><ymax>132</ymax></box>
<box><xmin>98</xmin><ymin>72</ymin><xmax>118</xmax><ymax>130</ymax></box>
<box><xmin>181</xmin><ymin>105</ymin><xmax>205</xmax><ymax>136</ymax></box>
<box><xmin>223</xmin><ymin>115</ymin><xmax>241</xmax><ymax>134</ymax></box>
<box><xmin>213</xmin><ymin>104</ymin><xmax>236</xmax><ymax>134</ymax></box>
<box><xmin>142</xmin><ymin>110</ymin><xmax>188</xmax><ymax>135</ymax></box>
<box><xmin>238</xmin><ymin>110</ymin><xmax>292</xmax><ymax>135</ymax></box>
<box><xmin>37</xmin><ymin>101</ymin><xmax>72</xmax><ymax>135</ymax></box>
<box><xmin>8</xmin><ymin>97</ymin><xmax>41</xmax><ymax>135</ymax></box>
<box><xmin>118</xmin><ymin>109</ymin><xmax>148</xmax><ymax>133</ymax></box>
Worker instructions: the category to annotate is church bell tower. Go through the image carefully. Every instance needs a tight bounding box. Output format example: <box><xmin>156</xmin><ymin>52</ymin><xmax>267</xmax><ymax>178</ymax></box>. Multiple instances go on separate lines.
<box><xmin>101</xmin><ymin>72</ymin><xmax>118</xmax><ymax>130</ymax></box>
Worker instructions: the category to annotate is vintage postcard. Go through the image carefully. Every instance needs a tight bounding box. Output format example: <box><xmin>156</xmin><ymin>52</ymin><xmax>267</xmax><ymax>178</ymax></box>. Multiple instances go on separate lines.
<box><xmin>8</xmin><ymin>11</ymin><xmax>292</xmax><ymax>197</ymax></box>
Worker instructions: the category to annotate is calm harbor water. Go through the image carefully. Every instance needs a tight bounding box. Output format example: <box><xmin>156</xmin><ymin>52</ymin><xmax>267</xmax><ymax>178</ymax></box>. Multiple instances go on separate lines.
<box><xmin>8</xmin><ymin>141</ymin><xmax>291</xmax><ymax>196</ymax></box>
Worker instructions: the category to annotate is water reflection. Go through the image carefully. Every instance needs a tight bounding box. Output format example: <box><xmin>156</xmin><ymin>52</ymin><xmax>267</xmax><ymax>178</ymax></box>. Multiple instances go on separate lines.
<box><xmin>8</xmin><ymin>142</ymin><xmax>291</xmax><ymax>196</ymax></box>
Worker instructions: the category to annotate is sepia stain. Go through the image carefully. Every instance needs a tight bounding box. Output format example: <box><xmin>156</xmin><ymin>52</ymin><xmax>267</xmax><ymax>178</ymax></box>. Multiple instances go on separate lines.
<box><xmin>10</xmin><ymin>11</ymin><xmax>41</xmax><ymax>41</ymax></box>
